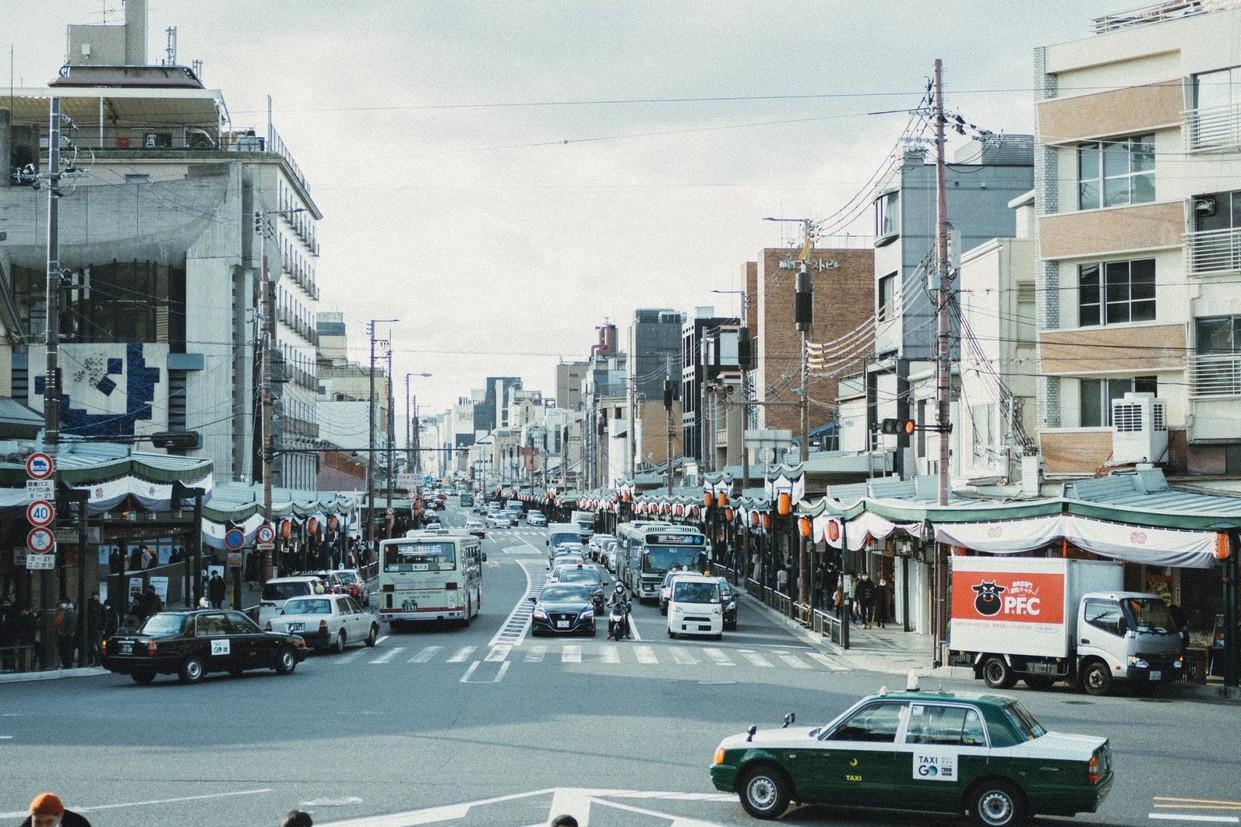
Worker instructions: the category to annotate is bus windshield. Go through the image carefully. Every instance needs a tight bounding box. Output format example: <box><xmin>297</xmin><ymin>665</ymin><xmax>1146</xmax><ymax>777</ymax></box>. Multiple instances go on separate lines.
<box><xmin>643</xmin><ymin>545</ymin><xmax>703</xmax><ymax>574</ymax></box>
<box><xmin>383</xmin><ymin>542</ymin><xmax>457</xmax><ymax>573</ymax></box>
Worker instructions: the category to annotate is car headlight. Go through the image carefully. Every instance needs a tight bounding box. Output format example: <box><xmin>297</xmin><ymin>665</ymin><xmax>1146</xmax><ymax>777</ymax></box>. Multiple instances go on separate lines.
<box><xmin>726</xmin><ymin>601</ymin><xmax>736</xmax><ymax>610</ymax></box>
<box><xmin>533</xmin><ymin>609</ymin><xmax>548</xmax><ymax>620</ymax></box>
<box><xmin>578</xmin><ymin>608</ymin><xmax>594</xmax><ymax>619</ymax></box>
<box><xmin>1127</xmin><ymin>657</ymin><xmax>1149</xmax><ymax>668</ymax></box>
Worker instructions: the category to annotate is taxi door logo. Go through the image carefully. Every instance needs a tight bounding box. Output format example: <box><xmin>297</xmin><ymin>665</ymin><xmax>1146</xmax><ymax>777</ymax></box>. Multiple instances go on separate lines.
<box><xmin>953</xmin><ymin>572</ymin><xmax>1065</xmax><ymax>624</ymax></box>
<box><xmin>913</xmin><ymin>750</ymin><xmax>957</xmax><ymax>782</ymax></box>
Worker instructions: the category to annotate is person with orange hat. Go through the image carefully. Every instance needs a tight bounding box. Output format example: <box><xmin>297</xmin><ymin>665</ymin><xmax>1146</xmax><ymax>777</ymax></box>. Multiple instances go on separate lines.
<box><xmin>19</xmin><ymin>792</ymin><xmax>91</xmax><ymax>827</ymax></box>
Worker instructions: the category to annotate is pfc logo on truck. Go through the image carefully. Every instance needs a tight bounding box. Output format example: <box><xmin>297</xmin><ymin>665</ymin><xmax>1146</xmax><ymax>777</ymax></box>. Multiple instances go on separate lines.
<box><xmin>953</xmin><ymin>573</ymin><xmax>1064</xmax><ymax>624</ymax></box>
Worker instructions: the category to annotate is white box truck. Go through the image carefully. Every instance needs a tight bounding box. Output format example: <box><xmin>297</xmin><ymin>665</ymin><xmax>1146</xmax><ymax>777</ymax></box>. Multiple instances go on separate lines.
<box><xmin>948</xmin><ymin>556</ymin><xmax>1184</xmax><ymax>695</ymax></box>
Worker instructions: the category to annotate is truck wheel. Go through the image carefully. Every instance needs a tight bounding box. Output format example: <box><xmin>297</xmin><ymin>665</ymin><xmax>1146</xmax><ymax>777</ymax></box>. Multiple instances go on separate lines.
<box><xmin>1081</xmin><ymin>661</ymin><xmax>1113</xmax><ymax>696</ymax></box>
<box><xmin>1024</xmin><ymin>676</ymin><xmax>1056</xmax><ymax>691</ymax></box>
<box><xmin>967</xmin><ymin>779</ymin><xmax>1026</xmax><ymax>827</ymax></box>
<box><xmin>981</xmin><ymin>657</ymin><xmax>1016</xmax><ymax>689</ymax></box>
<box><xmin>737</xmin><ymin>764</ymin><xmax>791</xmax><ymax>820</ymax></box>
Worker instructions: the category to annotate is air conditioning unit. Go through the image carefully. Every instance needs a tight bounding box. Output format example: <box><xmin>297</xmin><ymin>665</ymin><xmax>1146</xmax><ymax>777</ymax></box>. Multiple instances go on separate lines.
<box><xmin>1111</xmin><ymin>392</ymin><xmax>1168</xmax><ymax>464</ymax></box>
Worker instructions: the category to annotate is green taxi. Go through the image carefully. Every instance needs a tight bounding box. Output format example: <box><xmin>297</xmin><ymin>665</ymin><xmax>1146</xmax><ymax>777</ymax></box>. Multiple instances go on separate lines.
<box><xmin>710</xmin><ymin>685</ymin><xmax>1112</xmax><ymax>826</ymax></box>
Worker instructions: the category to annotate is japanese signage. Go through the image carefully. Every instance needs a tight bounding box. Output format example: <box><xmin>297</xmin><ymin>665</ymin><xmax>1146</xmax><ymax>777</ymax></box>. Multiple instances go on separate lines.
<box><xmin>950</xmin><ymin>571</ymin><xmax>1065</xmax><ymax>625</ymax></box>
<box><xmin>646</xmin><ymin>534</ymin><xmax>705</xmax><ymax>546</ymax></box>
<box><xmin>912</xmin><ymin>749</ymin><xmax>958</xmax><ymax>782</ymax></box>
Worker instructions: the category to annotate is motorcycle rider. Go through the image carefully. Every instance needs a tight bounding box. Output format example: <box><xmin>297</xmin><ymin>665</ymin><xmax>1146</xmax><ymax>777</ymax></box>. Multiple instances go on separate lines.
<box><xmin>607</xmin><ymin>583</ymin><xmax>631</xmax><ymax>640</ymax></box>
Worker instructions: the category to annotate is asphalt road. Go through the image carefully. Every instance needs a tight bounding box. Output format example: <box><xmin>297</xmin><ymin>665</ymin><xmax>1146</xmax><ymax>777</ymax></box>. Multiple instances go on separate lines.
<box><xmin>2</xmin><ymin>503</ymin><xmax>1238</xmax><ymax>826</ymax></box>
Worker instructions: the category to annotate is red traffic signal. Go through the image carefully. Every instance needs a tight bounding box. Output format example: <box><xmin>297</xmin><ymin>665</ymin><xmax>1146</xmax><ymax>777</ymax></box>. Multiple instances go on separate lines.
<box><xmin>880</xmin><ymin>418</ymin><xmax>918</xmax><ymax>435</ymax></box>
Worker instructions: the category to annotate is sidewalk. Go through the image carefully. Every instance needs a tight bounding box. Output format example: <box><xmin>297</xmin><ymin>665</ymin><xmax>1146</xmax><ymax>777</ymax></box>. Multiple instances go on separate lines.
<box><xmin>735</xmin><ymin>585</ymin><xmax>1241</xmax><ymax>702</ymax></box>
<box><xmin>0</xmin><ymin>666</ymin><xmax>107</xmax><ymax>684</ymax></box>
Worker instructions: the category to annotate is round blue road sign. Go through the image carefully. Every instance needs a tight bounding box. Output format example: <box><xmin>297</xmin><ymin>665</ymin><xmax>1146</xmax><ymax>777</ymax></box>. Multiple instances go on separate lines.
<box><xmin>224</xmin><ymin>528</ymin><xmax>245</xmax><ymax>550</ymax></box>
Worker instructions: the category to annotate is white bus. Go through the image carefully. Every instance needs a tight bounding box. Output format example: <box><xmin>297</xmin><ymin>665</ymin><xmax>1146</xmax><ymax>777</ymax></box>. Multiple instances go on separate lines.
<box><xmin>377</xmin><ymin>529</ymin><xmax>482</xmax><ymax>629</ymax></box>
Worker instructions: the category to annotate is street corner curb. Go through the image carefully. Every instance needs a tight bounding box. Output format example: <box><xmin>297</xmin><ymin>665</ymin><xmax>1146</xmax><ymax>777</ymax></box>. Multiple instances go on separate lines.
<box><xmin>738</xmin><ymin>591</ymin><xmax>843</xmax><ymax>657</ymax></box>
<box><xmin>0</xmin><ymin>666</ymin><xmax>108</xmax><ymax>684</ymax></box>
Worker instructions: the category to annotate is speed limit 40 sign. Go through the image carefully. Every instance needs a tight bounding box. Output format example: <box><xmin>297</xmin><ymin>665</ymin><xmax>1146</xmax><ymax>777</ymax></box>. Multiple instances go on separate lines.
<box><xmin>26</xmin><ymin>500</ymin><xmax>55</xmax><ymax>528</ymax></box>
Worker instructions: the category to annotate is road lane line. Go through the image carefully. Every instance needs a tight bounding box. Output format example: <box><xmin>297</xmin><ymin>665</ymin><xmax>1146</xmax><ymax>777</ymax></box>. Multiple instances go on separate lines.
<box><xmin>777</xmin><ymin>653</ymin><xmax>810</xmax><ymax>669</ymax></box>
<box><xmin>0</xmin><ymin>789</ymin><xmax>273</xmax><ymax>819</ymax></box>
<box><xmin>806</xmin><ymin>652</ymin><xmax>848</xmax><ymax>671</ymax></box>
<box><xmin>562</xmin><ymin>644</ymin><xmax>582</xmax><ymax>663</ymax></box>
<box><xmin>374</xmin><ymin>635</ymin><xmax>390</xmax><ymax>645</ymax></box>
<box><xmin>485</xmin><ymin>645</ymin><xmax>511</xmax><ymax>662</ymax></box>
<box><xmin>524</xmin><ymin>644</ymin><xmax>547</xmax><ymax>663</ymax></box>
<box><xmin>446</xmin><ymin>646</ymin><xmax>476</xmax><ymax>663</ymax></box>
<box><xmin>669</xmin><ymin>647</ymin><xmax>698</xmax><ymax>665</ymax></box>
<box><xmin>334</xmin><ymin>651</ymin><xmax>364</xmax><ymax>665</ymax></box>
<box><xmin>598</xmin><ymin>645</ymin><xmax>620</xmax><ymax>664</ymax></box>
<box><xmin>702</xmin><ymin>647</ymin><xmax>735</xmax><ymax>667</ymax></box>
<box><xmin>627</xmin><ymin>614</ymin><xmax>642</xmax><ymax>640</ymax></box>
<box><xmin>633</xmin><ymin>645</ymin><xmax>658</xmax><ymax>664</ymax></box>
<box><xmin>408</xmin><ymin>646</ymin><xmax>441</xmax><ymax>663</ymax></box>
<box><xmin>1156</xmin><ymin>799</ymin><xmax>1241</xmax><ymax>807</ymax></box>
<box><xmin>489</xmin><ymin>559</ymin><xmax>543</xmax><ymax>647</ymax></box>
<box><xmin>368</xmin><ymin>647</ymin><xmax>405</xmax><ymax>664</ymax></box>
<box><xmin>458</xmin><ymin>662</ymin><xmax>480</xmax><ymax>683</ymax></box>
<box><xmin>1148</xmin><ymin>816</ymin><xmax>1239</xmax><ymax>824</ymax></box>
<box><xmin>742</xmin><ymin>652</ymin><xmax>773</xmax><ymax>668</ymax></box>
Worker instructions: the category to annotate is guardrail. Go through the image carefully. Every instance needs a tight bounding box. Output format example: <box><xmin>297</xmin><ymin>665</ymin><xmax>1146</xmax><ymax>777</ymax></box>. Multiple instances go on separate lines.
<box><xmin>734</xmin><ymin>574</ymin><xmax>852</xmax><ymax>649</ymax></box>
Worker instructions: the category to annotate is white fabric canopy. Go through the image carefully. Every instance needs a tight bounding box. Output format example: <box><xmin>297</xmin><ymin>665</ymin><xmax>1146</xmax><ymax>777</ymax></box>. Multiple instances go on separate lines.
<box><xmin>934</xmin><ymin>515</ymin><xmax>1065</xmax><ymax>555</ymax></box>
<box><xmin>842</xmin><ymin>511</ymin><xmax>920</xmax><ymax>551</ymax></box>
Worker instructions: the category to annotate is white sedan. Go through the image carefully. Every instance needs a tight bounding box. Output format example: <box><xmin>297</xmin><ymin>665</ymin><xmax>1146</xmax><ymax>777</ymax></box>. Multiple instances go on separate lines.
<box><xmin>267</xmin><ymin>595</ymin><xmax>378</xmax><ymax>652</ymax></box>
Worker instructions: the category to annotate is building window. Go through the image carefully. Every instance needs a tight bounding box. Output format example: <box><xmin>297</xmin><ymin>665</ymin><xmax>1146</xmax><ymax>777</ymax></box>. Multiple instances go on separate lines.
<box><xmin>1078</xmin><ymin>134</ymin><xmax>1155</xmax><ymax>210</ymax></box>
<box><xmin>1193</xmin><ymin>189</ymin><xmax>1241</xmax><ymax>233</ymax></box>
<box><xmin>877</xmin><ymin>272</ymin><xmax>897</xmax><ymax>322</ymax></box>
<box><xmin>1193</xmin><ymin>65</ymin><xmax>1241</xmax><ymax>111</ymax></box>
<box><xmin>1197</xmin><ymin>315</ymin><xmax>1241</xmax><ymax>353</ymax></box>
<box><xmin>874</xmin><ymin>191</ymin><xmax>899</xmax><ymax>239</ymax></box>
<box><xmin>1077</xmin><ymin>259</ymin><xmax>1155</xmax><ymax>326</ymax></box>
<box><xmin>1079</xmin><ymin>376</ymin><xmax>1157</xmax><ymax>427</ymax></box>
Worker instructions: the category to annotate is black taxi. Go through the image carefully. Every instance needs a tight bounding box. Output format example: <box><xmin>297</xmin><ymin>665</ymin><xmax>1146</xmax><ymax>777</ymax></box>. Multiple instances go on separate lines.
<box><xmin>102</xmin><ymin>609</ymin><xmax>308</xmax><ymax>684</ymax></box>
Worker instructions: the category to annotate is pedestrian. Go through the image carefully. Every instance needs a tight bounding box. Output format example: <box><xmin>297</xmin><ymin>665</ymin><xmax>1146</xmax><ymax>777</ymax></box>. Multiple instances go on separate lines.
<box><xmin>20</xmin><ymin>791</ymin><xmax>92</xmax><ymax>827</ymax></box>
<box><xmin>208</xmin><ymin>572</ymin><xmax>227</xmax><ymax>610</ymax></box>
<box><xmin>281</xmin><ymin>810</ymin><xmax>313</xmax><ymax>827</ymax></box>
<box><xmin>874</xmin><ymin>577</ymin><xmax>890</xmax><ymax>629</ymax></box>
<box><xmin>857</xmin><ymin>572</ymin><xmax>875</xmax><ymax>629</ymax></box>
<box><xmin>775</xmin><ymin>563</ymin><xmax>789</xmax><ymax>595</ymax></box>
<box><xmin>140</xmin><ymin>545</ymin><xmax>156</xmax><ymax>570</ymax></box>
<box><xmin>842</xmin><ymin>571</ymin><xmax>856</xmax><ymax>621</ymax></box>
<box><xmin>55</xmin><ymin>599</ymin><xmax>78</xmax><ymax>668</ymax></box>
<box><xmin>86</xmin><ymin>592</ymin><xmax>105</xmax><ymax>666</ymax></box>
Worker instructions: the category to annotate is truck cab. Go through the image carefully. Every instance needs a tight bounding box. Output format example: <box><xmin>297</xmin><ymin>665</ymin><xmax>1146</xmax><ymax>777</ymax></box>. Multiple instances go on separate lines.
<box><xmin>1075</xmin><ymin>591</ymin><xmax>1184</xmax><ymax>695</ymax></box>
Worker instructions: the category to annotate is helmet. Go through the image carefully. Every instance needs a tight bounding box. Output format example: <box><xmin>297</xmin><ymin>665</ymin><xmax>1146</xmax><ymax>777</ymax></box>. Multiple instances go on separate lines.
<box><xmin>614</xmin><ymin>582</ymin><xmax>624</xmax><ymax>593</ymax></box>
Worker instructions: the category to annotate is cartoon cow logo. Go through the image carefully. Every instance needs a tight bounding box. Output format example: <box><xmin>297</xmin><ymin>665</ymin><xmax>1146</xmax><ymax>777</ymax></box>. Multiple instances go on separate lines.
<box><xmin>972</xmin><ymin>581</ymin><xmax>1006</xmax><ymax>616</ymax></box>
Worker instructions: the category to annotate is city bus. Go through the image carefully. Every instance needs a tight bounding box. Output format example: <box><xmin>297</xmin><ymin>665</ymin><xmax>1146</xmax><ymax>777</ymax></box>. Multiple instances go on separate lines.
<box><xmin>614</xmin><ymin>521</ymin><xmax>673</xmax><ymax>588</ymax></box>
<box><xmin>377</xmin><ymin>529</ymin><xmax>482</xmax><ymax>629</ymax></box>
<box><xmin>617</xmin><ymin>523</ymin><xmax>707</xmax><ymax>603</ymax></box>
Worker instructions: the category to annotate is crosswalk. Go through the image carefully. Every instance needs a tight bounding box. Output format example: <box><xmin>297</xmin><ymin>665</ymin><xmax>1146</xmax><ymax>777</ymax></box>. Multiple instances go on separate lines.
<box><xmin>335</xmin><ymin>642</ymin><xmax>849</xmax><ymax>672</ymax></box>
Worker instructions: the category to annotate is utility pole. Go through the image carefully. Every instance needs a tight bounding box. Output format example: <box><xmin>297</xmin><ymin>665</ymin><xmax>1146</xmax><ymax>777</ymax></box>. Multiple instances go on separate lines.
<box><xmin>367</xmin><ymin>322</ymin><xmax>376</xmax><ymax>550</ymax></box>
<box><xmin>405</xmin><ymin>374</ymin><xmax>412</xmax><ymax>476</ymax></box>
<box><xmin>40</xmin><ymin>98</ymin><xmax>63</xmax><ymax>670</ymax></box>
<box><xmin>795</xmin><ymin>219</ymin><xmax>814</xmax><ymax>615</ymax></box>
<box><xmin>664</xmin><ymin>367</ymin><xmax>675</xmax><ymax>495</ymax></box>
<box><xmin>932</xmin><ymin>57</ymin><xmax>953</xmax><ymax>663</ymax></box>
<box><xmin>386</xmin><ymin>345</ymin><xmax>395</xmax><ymax>537</ymax></box>
<box><xmin>257</xmin><ymin>208</ymin><xmax>274</xmax><ymax>583</ymax></box>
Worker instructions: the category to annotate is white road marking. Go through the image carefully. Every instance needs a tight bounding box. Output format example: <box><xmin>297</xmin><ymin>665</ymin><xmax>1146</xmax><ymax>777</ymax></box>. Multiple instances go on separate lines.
<box><xmin>669</xmin><ymin>647</ymin><xmax>698</xmax><ymax>665</ymax></box>
<box><xmin>334</xmin><ymin>651</ymin><xmax>364</xmax><ymax>665</ymax></box>
<box><xmin>524</xmin><ymin>644</ymin><xmax>547</xmax><ymax>663</ymax></box>
<box><xmin>459</xmin><ymin>660</ymin><xmax>512</xmax><ymax>684</ymax></box>
<box><xmin>702</xmin><ymin>647</ymin><xmax>735</xmax><ymax>667</ymax></box>
<box><xmin>1148</xmin><ymin>816</ymin><xmax>1240</xmax><ymax>824</ymax></box>
<box><xmin>485</xmin><ymin>645</ymin><xmax>511</xmax><ymax>662</ymax></box>
<box><xmin>0</xmin><ymin>789</ymin><xmax>273</xmax><ymax>820</ymax></box>
<box><xmin>627</xmin><ymin>614</ymin><xmax>642</xmax><ymax>640</ymax></box>
<box><xmin>806</xmin><ymin>652</ymin><xmax>848</xmax><ymax>671</ymax></box>
<box><xmin>597</xmin><ymin>645</ymin><xmax>620</xmax><ymax>664</ymax></box>
<box><xmin>446</xmin><ymin>646</ymin><xmax>476</xmax><ymax>663</ymax></box>
<box><xmin>489</xmin><ymin>559</ymin><xmax>543</xmax><ymax>647</ymax></box>
<box><xmin>742</xmin><ymin>652</ymin><xmax>774</xmax><ymax>668</ymax></box>
<box><xmin>634</xmin><ymin>645</ymin><xmax>658</xmax><ymax>664</ymax></box>
<box><xmin>561</xmin><ymin>644</ymin><xmax>582</xmax><ymax>663</ymax></box>
<box><xmin>777</xmin><ymin>653</ymin><xmax>810</xmax><ymax>669</ymax></box>
<box><xmin>408</xmin><ymin>646</ymin><xmax>441</xmax><ymax>663</ymax></box>
<box><xmin>458</xmin><ymin>662</ymin><xmax>480</xmax><ymax>683</ymax></box>
<box><xmin>0</xmin><ymin>735</ymin><xmax>12</xmax><ymax>740</ymax></box>
<box><xmin>374</xmin><ymin>635</ymin><xmax>390</xmax><ymax>645</ymax></box>
<box><xmin>368</xmin><ymin>647</ymin><xmax>405</xmax><ymax>664</ymax></box>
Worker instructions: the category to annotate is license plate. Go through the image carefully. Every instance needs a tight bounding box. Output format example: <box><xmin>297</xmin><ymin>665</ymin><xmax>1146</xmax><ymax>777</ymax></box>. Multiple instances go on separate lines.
<box><xmin>556</xmin><ymin>621</ymin><xmax>569</xmax><ymax>629</ymax></box>
<box><xmin>119</xmin><ymin>643</ymin><xmax>133</xmax><ymax>654</ymax></box>
<box><xmin>288</xmin><ymin>622</ymin><xmax>303</xmax><ymax>632</ymax></box>
<box><xmin>1149</xmin><ymin>670</ymin><xmax>1161</xmax><ymax>681</ymax></box>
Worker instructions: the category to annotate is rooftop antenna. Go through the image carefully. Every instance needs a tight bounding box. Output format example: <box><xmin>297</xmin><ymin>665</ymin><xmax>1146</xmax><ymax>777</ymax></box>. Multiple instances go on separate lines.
<box><xmin>164</xmin><ymin>26</ymin><xmax>177</xmax><ymax>66</ymax></box>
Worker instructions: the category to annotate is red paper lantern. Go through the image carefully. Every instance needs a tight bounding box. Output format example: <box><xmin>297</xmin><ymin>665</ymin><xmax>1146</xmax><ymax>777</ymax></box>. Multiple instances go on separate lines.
<box><xmin>798</xmin><ymin>517</ymin><xmax>811</xmax><ymax>538</ymax></box>
<box><xmin>777</xmin><ymin>492</ymin><xmax>792</xmax><ymax>516</ymax></box>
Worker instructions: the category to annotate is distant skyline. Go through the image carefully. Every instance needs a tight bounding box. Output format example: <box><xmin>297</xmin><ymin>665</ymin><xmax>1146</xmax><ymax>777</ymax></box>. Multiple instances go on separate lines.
<box><xmin>9</xmin><ymin>0</ymin><xmax>1124</xmax><ymax>413</ymax></box>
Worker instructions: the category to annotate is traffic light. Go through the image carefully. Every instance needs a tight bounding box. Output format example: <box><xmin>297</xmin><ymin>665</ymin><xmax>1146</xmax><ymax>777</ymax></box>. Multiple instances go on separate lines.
<box><xmin>880</xmin><ymin>418</ymin><xmax>917</xmax><ymax>436</ymax></box>
<box><xmin>151</xmin><ymin>431</ymin><xmax>201</xmax><ymax>450</ymax></box>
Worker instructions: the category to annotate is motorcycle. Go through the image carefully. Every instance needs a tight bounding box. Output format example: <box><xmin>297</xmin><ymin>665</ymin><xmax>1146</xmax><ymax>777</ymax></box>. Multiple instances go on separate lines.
<box><xmin>607</xmin><ymin>596</ymin><xmax>632</xmax><ymax>641</ymax></box>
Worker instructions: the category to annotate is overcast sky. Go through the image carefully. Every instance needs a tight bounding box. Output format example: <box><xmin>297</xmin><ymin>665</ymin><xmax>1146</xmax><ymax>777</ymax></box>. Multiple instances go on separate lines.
<box><xmin>10</xmin><ymin>0</ymin><xmax>1123</xmax><ymax>415</ymax></box>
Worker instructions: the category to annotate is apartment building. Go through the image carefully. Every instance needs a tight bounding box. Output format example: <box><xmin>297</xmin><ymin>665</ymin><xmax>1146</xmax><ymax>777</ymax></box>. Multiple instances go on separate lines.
<box><xmin>1034</xmin><ymin>0</ymin><xmax>1241</xmax><ymax>478</ymax></box>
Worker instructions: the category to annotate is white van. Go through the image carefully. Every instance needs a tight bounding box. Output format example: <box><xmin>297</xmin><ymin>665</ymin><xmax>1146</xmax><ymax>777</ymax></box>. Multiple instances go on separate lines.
<box><xmin>259</xmin><ymin>575</ymin><xmax>327</xmax><ymax>624</ymax></box>
<box><xmin>666</xmin><ymin>574</ymin><xmax>724</xmax><ymax>640</ymax></box>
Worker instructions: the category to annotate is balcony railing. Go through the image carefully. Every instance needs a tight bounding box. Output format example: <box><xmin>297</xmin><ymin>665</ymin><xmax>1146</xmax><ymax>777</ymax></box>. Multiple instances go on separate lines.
<box><xmin>1185</xmin><ymin>102</ymin><xmax>1241</xmax><ymax>152</ymax></box>
<box><xmin>1092</xmin><ymin>0</ymin><xmax>1238</xmax><ymax>34</ymax></box>
<box><xmin>1190</xmin><ymin>352</ymin><xmax>1241</xmax><ymax>397</ymax></box>
<box><xmin>1186</xmin><ymin>226</ymin><xmax>1241</xmax><ymax>274</ymax></box>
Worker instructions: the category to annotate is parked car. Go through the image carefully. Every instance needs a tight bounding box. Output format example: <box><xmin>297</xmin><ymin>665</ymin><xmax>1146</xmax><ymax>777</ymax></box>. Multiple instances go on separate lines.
<box><xmin>267</xmin><ymin>594</ymin><xmax>378</xmax><ymax>652</ymax></box>
<box><xmin>530</xmin><ymin>584</ymin><xmax>597</xmax><ymax>637</ymax></box>
<box><xmin>710</xmin><ymin>683</ymin><xmax>1114</xmax><ymax>825</ymax></box>
<box><xmin>102</xmin><ymin>609</ymin><xmax>307</xmax><ymax>684</ymax></box>
<box><xmin>259</xmin><ymin>576</ymin><xmax>328</xmax><ymax>625</ymax></box>
<box><xmin>465</xmin><ymin>519</ymin><xmax>487</xmax><ymax>539</ymax></box>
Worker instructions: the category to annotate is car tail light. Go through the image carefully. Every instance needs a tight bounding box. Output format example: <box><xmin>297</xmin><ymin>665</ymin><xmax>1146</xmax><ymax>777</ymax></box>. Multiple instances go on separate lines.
<box><xmin>319</xmin><ymin>619</ymin><xmax>328</xmax><ymax>634</ymax></box>
<box><xmin>146</xmin><ymin>640</ymin><xmax>158</xmax><ymax>656</ymax></box>
<box><xmin>1087</xmin><ymin>753</ymin><xmax>1100</xmax><ymax>784</ymax></box>
<box><xmin>101</xmin><ymin>639</ymin><xmax>107</xmax><ymax>656</ymax></box>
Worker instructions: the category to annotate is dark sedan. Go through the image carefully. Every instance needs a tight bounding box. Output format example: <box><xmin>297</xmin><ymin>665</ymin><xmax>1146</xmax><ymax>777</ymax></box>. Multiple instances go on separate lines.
<box><xmin>717</xmin><ymin>577</ymin><xmax>738</xmax><ymax>630</ymax></box>
<box><xmin>530</xmin><ymin>584</ymin><xmax>597</xmax><ymax>637</ymax></box>
<box><xmin>549</xmin><ymin>563</ymin><xmax>606</xmax><ymax>614</ymax></box>
<box><xmin>102</xmin><ymin>609</ymin><xmax>308</xmax><ymax>685</ymax></box>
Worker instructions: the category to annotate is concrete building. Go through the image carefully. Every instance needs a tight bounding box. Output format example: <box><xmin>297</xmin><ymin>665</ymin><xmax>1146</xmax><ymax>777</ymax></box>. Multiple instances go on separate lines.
<box><xmin>626</xmin><ymin>308</ymin><xmax>684</xmax><ymax>478</ymax></box>
<box><xmin>1033</xmin><ymin>0</ymin><xmax>1241</xmax><ymax>479</ymax></box>
<box><xmin>1</xmin><ymin>3</ymin><xmax>321</xmax><ymax>488</ymax></box>
<box><xmin>680</xmin><ymin>309</ymin><xmax>741</xmax><ymax>476</ymax></box>
<box><xmin>316</xmin><ymin>312</ymin><xmax>388</xmax><ymax>490</ymax></box>
<box><xmin>474</xmin><ymin>376</ymin><xmax>521</xmax><ymax>435</ymax></box>
<box><xmin>555</xmin><ymin>361</ymin><xmax>588</xmax><ymax>410</ymax></box>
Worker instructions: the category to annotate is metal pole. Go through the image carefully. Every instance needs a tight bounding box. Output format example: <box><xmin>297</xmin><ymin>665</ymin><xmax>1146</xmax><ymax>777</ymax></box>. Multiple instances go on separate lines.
<box><xmin>932</xmin><ymin>56</ymin><xmax>952</xmax><ymax>664</ymax></box>
<box><xmin>367</xmin><ymin>322</ymin><xmax>376</xmax><ymax>549</ymax></box>
<box><xmin>260</xmin><ymin>206</ymin><xmax>274</xmax><ymax>582</ymax></box>
<box><xmin>40</xmin><ymin>97</ymin><xmax>62</xmax><ymax>670</ymax></box>
<box><xmin>386</xmin><ymin>346</ymin><xmax>395</xmax><ymax>537</ymax></box>
<box><xmin>405</xmin><ymin>373</ymin><xmax>412</xmax><ymax>475</ymax></box>
<box><xmin>1226</xmin><ymin>531</ymin><xmax>1238</xmax><ymax>690</ymax></box>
